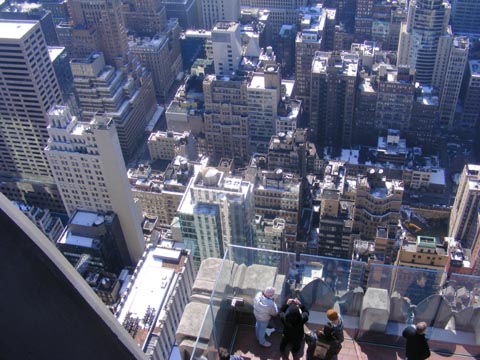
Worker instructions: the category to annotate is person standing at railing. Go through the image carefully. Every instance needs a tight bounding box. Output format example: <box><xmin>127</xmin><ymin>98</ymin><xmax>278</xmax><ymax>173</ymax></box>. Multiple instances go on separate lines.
<box><xmin>402</xmin><ymin>321</ymin><xmax>431</xmax><ymax>360</ymax></box>
<box><xmin>253</xmin><ymin>286</ymin><xmax>278</xmax><ymax>348</ymax></box>
<box><xmin>279</xmin><ymin>298</ymin><xmax>309</xmax><ymax>360</ymax></box>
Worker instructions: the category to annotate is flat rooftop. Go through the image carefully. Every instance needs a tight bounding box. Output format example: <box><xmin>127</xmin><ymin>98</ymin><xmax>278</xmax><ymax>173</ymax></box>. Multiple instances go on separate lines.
<box><xmin>0</xmin><ymin>20</ymin><xmax>37</xmax><ymax>40</ymax></box>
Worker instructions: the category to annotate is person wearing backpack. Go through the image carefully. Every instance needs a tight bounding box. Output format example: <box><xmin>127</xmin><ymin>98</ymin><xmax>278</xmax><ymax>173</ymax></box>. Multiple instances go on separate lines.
<box><xmin>305</xmin><ymin>322</ymin><xmax>342</xmax><ymax>360</ymax></box>
<box><xmin>402</xmin><ymin>322</ymin><xmax>431</xmax><ymax>360</ymax></box>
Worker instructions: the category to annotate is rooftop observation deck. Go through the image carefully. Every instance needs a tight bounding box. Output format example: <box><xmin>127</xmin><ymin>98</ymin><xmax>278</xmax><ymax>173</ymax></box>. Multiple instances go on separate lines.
<box><xmin>176</xmin><ymin>246</ymin><xmax>480</xmax><ymax>360</ymax></box>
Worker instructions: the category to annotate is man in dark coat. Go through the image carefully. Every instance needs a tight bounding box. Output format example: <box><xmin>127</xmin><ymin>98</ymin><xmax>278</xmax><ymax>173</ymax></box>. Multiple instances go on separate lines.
<box><xmin>402</xmin><ymin>321</ymin><xmax>431</xmax><ymax>360</ymax></box>
<box><xmin>279</xmin><ymin>298</ymin><xmax>309</xmax><ymax>360</ymax></box>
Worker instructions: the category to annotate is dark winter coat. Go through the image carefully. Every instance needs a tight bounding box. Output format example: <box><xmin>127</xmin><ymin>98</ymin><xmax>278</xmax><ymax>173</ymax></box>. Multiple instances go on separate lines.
<box><xmin>403</xmin><ymin>325</ymin><xmax>431</xmax><ymax>360</ymax></box>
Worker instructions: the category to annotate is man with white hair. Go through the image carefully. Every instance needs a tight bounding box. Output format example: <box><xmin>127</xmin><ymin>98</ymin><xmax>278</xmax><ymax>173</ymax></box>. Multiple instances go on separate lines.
<box><xmin>253</xmin><ymin>286</ymin><xmax>278</xmax><ymax>347</ymax></box>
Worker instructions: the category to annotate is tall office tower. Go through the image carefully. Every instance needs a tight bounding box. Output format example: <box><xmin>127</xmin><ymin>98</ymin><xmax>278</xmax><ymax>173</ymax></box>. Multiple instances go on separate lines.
<box><xmin>449</xmin><ymin>164</ymin><xmax>480</xmax><ymax>249</ymax></box>
<box><xmin>433</xmin><ymin>36</ymin><xmax>469</xmax><ymax>128</ymax></box>
<box><xmin>177</xmin><ymin>167</ymin><xmax>254</xmax><ymax>268</ymax></box>
<box><xmin>397</xmin><ymin>0</ymin><xmax>450</xmax><ymax>85</ymax></box>
<box><xmin>267</xmin><ymin>130</ymin><xmax>308</xmax><ymax>177</ymax></box>
<box><xmin>69</xmin><ymin>0</ymin><xmax>130</xmax><ymax>68</ymax></box>
<box><xmin>203</xmin><ymin>73</ymin><xmax>250</xmax><ymax>166</ymax></box>
<box><xmin>38</xmin><ymin>0</ymin><xmax>70</xmax><ymax>24</ymax></box>
<box><xmin>370</xmin><ymin>0</ymin><xmax>408</xmax><ymax>51</ymax></box>
<box><xmin>354</xmin><ymin>75</ymin><xmax>378</xmax><ymax>146</ymax></box>
<box><xmin>70</xmin><ymin>52</ymin><xmax>157</xmax><ymax>159</ymax></box>
<box><xmin>128</xmin><ymin>157</ymin><xmax>207</xmax><ymax>228</ymax></box>
<box><xmin>276</xmin><ymin>25</ymin><xmax>296</xmax><ymax>76</ymax></box>
<box><xmin>309</xmin><ymin>51</ymin><xmax>359</xmax><ymax>152</ymax></box>
<box><xmin>324</xmin><ymin>0</ymin><xmax>355</xmax><ymax>28</ymax></box>
<box><xmin>0</xmin><ymin>3</ymin><xmax>59</xmax><ymax>46</ymax></box>
<box><xmin>45</xmin><ymin>106</ymin><xmax>145</xmax><ymax>264</ymax></box>
<box><xmin>122</xmin><ymin>0</ymin><xmax>167</xmax><ymax>36</ymax></box>
<box><xmin>295</xmin><ymin>9</ymin><xmax>327</xmax><ymax>114</ymax></box>
<box><xmin>353</xmin><ymin>169</ymin><xmax>403</xmax><ymax>241</ymax></box>
<box><xmin>374</xmin><ymin>65</ymin><xmax>416</xmax><ymax>132</ymax></box>
<box><xmin>211</xmin><ymin>22</ymin><xmax>243</xmax><ymax>76</ymax></box>
<box><xmin>373</xmin><ymin>225</ymin><xmax>398</xmax><ymax>265</ymax></box>
<box><xmin>247</xmin><ymin>64</ymin><xmax>282</xmax><ymax>153</ymax></box>
<box><xmin>160</xmin><ymin>0</ymin><xmax>201</xmax><ymax>29</ymax></box>
<box><xmin>247</xmin><ymin>167</ymin><xmax>302</xmax><ymax>250</ymax></box>
<box><xmin>129</xmin><ymin>20</ymin><xmax>183</xmax><ymax>102</ymax></box>
<box><xmin>200</xmin><ymin>0</ymin><xmax>240</xmax><ymax>30</ymax></box>
<box><xmin>317</xmin><ymin>161</ymin><xmax>354</xmax><ymax>259</ymax></box>
<box><xmin>460</xmin><ymin>60</ymin><xmax>480</xmax><ymax>130</ymax></box>
<box><xmin>240</xmin><ymin>0</ymin><xmax>307</xmax><ymax>38</ymax></box>
<box><xmin>407</xmin><ymin>85</ymin><xmax>440</xmax><ymax>153</ymax></box>
<box><xmin>450</xmin><ymin>0</ymin><xmax>480</xmax><ymax>36</ymax></box>
<box><xmin>0</xmin><ymin>193</ymin><xmax>146</xmax><ymax>360</ymax></box>
<box><xmin>0</xmin><ymin>20</ymin><xmax>64</xmax><ymax>212</ymax></box>
<box><xmin>254</xmin><ymin>216</ymin><xmax>286</xmax><ymax>265</ymax></box>
<box><xmin>354</xmin><ymin>0</ymin><xmax>374</xmax><ymax>42</ymax></box>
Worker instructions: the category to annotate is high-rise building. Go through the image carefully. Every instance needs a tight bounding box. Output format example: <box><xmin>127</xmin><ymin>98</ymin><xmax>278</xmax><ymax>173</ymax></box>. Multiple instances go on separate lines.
<box><xmin>316</xmin><ymin>161</ymin><xmax>354</xmax><ymax>259</ymax></box>
<box><xmin>122</xmin><ymin>0</ymin><xmax>167</xmax><ymax>36</ymax></box>
<box><xmin>449</xmin><ymin>164</ymin><xmax>480</xmax><ymax>250</ymax></box>
<box><xmin>0</xmin><ymin>3</ymin><xmax>59</xmax><ymax>46</ymax></box>
<box><xmin>374</xmin><ymin>65</ymin><xmax>416</xmax><ymax>132</ymax></box>
<box><xmin>203</xmin><ymin>74</ymin><xmax>250</xmax><ymax>166</ymax></box>
<box><xmin>397</xmin><ymin>0</ymin><xmax>450</xmax><ymax>85</ymax></box>
<box><xmin>450</xmin><ymin>0</ymin><xmax>480</xmax><ymax>36</ymax></box>
<box><xmin>406</xmin><ymin>85</ymin><xmax>440</xmax><ymax>153</ymax></box>
<box><xmin>353</xmin><ymin>169</ymin><xmax>404</xmax><ymax>241</ymax></box>
<box><xmin>354</xmin><ymin>75</ymin><xmax>378</xmax><ymax>146</ymax></box>
<box><xmin>178</xmin><ymin>167</ymin><xmax>254</xmax><ymax>268</ymax></box>
<box><xmin>460</xmin><ymin>60</ymin><xmax>480</xmax><ymax>130</ymax></box>
<box><xmin>69</xmin><ymin>0</ymin><xmax>129</xmax><ymax>67</ymax></box>
<box><xmin>309</xmin><ymin>51</ymin><xmax>359</xmax><ymax>151</ymax></box>
<box><xmin>45</xmin><ymin>105</ymin><xmax>145</xmax><ymax>264</ymax></box>
<box><xmin>295</xmin><ymin>8</ymin><xmax>331</xmax><ymax>114</ymax></box>
<box><xmin>433</xmin><ymin>35</ymin><xmax>469</xmax><ymax>128</ymax></box>
<box><xmin>267</xmin><ymin>130</ymin><xmax>308</xmax><ymax>177</ymax></box>
<box><xmin>0</xmin><ymin>193</ymin><xmax>145</xmax><ymax>360</ymax></box>
<box><xmin>160</xmin><ymin>0</ymin><xmax>201</xmax><ymax>29</ymax></box>
<box><xmin>247</xmin><ymin>167</ymin><xmax>302</xmax><ymax>250</ymax></box>
<box><xmin>247</xmin><ymin>63</ymin><xmax>282</xmax><ymax>153</ymax></box>
<box><xmin>211</xmin><ymin>22</ymin><xmax>243</xmax><ymax>76</ymax></box>
<box><xmin>200</xmin><ymin>0</ymin><xmax>240</xmax><ymax>30</ymax></box>
<box><xmin>354</xmin><ymin>0</ymin><xmax>374</xmax><ymax>42</ymax></box>
<box><xmin>128</xmin><ymin>157</ymin><xmax>207</xmax><ymax>227</ymax></box>
<box><xmin>129</xmin><ymin>19</ymin><xmax>183</xmax><ymax>103</ymax></box>
<box><xmin>70</xmin><ymin>52</ymin><xmax>158</xmax><ymax>159</ymax></box>
<box><xmin>0</xmin><ymin>20</ymin><xmax>64</xmax><ymax>211</ymax></box>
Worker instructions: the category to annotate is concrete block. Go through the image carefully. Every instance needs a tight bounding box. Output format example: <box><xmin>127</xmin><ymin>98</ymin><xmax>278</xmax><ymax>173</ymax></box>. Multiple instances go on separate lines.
<box><xmin>359</xmin><ymin>288</ymin><xmax>390</xmax><ymax>332</ymax></box>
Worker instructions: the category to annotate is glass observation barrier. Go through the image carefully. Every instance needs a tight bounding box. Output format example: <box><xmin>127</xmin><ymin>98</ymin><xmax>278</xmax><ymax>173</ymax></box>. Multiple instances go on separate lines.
<box><xmin>188</xmin><ymin>246</ymin><xmax>480</xmax><ymax>359</ymax></box>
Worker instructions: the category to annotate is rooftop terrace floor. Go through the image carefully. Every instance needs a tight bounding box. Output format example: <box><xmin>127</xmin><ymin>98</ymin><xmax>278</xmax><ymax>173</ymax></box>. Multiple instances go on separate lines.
<box><xmin>232</xmin><ymin>324</ymin><xmax>479</xmax><ymax>360</ymax></box>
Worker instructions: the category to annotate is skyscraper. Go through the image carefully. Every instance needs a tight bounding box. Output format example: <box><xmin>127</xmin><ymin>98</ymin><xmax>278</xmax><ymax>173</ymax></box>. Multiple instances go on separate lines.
<box><xmin>433</xmin><ymin>36</ymin><xmax>469</xmax><ymax>128</ymax></box>
<box><xmin>45</xmin><ymin>105</ymin><xmax>145</xmax><ymax>264</ymax></box>
<box><xmin>450</xmin><ymin>0</ymin><xmax>480</xmax><ymax>36</ymax></box>
<box><xmin>397</xmin><ymin>0</ymin><xmax>450</xmax><ymax>85</ymax></box>
<box><xmin>309</xmin><ymin>51</ymin><xmax>359</xmax><ymax>151</ymax></box>
<box><xmin>70</xmin><ymin>52</ymin><xmax>158</xmax><ymax>159</ymax></box>
<box><xmin>449</xmin><ymin>164</ymin><xmax>480</xmax><ymax>249</ymax></box>
<box><xmin>200</xmin><ymin>0</ymin><xmax>240</xmax><ymax>30</ymax></box>
<box><xmin>460</xmin><ymin>60</ymin><xmax>480</xmax><ymax>130</ymax></box>
<box><xmin>69</xmin><ymin>0</ymin><xmax>129</xmax><ymax>67</ymax></box>
<box><xmin>0</xmin><ymin>20</ymin><xmax>64</xmax><ymax>211</ymax></box>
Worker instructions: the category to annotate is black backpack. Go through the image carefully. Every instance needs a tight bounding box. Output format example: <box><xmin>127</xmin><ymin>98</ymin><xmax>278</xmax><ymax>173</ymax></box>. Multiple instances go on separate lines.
<box><xmin>312</xmin><ymin>332</ymin><xmax>342</xmax><ymax>360</ymax></box>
